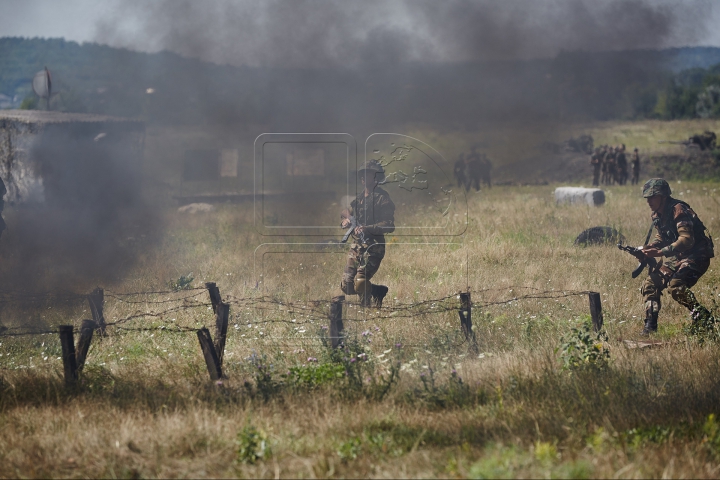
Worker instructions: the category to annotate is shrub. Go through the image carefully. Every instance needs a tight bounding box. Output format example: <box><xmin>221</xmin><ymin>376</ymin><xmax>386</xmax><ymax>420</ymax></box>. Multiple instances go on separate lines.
<box><xmin>285</xmin><ymin>362</ymin><xmax>345</xmax><ymax>390</ymax></box>
<box><xmin>236</xmin><ymin>424</ymin><xmax>271</xmax><ymax>464</ymax></box>
<box><xmin>556</xmin><ymin>321</ymin><xmax>609</xmax><ymax>371</ymax></box>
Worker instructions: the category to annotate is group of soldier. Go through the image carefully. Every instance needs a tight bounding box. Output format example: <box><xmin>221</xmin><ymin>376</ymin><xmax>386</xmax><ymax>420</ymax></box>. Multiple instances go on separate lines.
<box><xmin>338</xmin><ymin>160</ymin><xmax>715</xmax><ymax>339</ymax></box>
<box><xmin>590</xmin><ymin>144</ymin><xmax>641</xmax><ymax>187</ymax></box>
<box><xmin>454</xmin><ymin>147</ymin><xmax>492</xmax><ymax>192</ymax></box>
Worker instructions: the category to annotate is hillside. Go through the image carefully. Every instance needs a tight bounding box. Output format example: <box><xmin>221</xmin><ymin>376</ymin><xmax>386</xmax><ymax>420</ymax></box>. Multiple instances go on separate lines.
<box><xmin>2</xmin><ymin>38</ymin><xmax>720</xmax><ymax>128</ymax></box>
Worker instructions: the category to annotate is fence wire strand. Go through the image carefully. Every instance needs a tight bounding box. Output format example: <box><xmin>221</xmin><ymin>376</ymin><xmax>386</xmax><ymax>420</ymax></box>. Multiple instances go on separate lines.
<box><xmin>0</xmin><ymin>287</ymin><xmax>593</xmax><ymax>341</ymax></box>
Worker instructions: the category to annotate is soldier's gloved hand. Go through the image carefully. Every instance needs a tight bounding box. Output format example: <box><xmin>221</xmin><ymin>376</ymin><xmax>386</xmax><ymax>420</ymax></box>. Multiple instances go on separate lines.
<box><xmin>354</xmin><ymin>226</ymin><xmax>365</xmax><ymax>235</ymax></box>
<box><xmin>641</xmin><ymin>246</ymin><xmax>663</xmax><ymax>258</ymax></box>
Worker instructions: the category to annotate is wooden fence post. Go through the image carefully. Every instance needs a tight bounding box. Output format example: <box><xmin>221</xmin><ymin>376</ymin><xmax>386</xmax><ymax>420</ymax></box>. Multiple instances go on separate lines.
<box><xmin>197</xmin><ymin>328</ymin><xmax>222</xmax><ymax>381</ymax></box>
<box><xmin>58</xmin><ymin>325</ymin><xmax>78</xmax><ymax>385</ymax></box>
<box><xmin>329</xmin><ymin>295</ymin><xmax>344</xmax><ymax>348</ymax></box>
<box><xmin>205</xmin><ymin>282</ymin><xmax>221</xmax><ymax>314</ymax></box>
<box><xmin>214</xmin><ymin>302</ymin><xmax>229</xmax><ymax>368</ymax></box>
<box><xmin>459</xmin><ymin>292</ymin><xmax>478</xmax><ymax>352</ymax></box>
<box><xmin>588</xmin><ymin>292</ymin><xmax>604</xmax><ymax>332</ymax></box>
<box><xmin>88</xmin><ymin>287</ymin><xmax>106</xmax><ymax>335</ymax></box>
<box><xmin>75</xmin><ymin>319</ymin><xmax>96</xmax><ymax>371</ymax></box>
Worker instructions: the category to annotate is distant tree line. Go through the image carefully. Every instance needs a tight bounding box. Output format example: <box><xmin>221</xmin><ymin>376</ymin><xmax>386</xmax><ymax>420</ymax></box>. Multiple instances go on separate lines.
<box><xmin>656</xmin><ymin>65</ymin><xmax>720</xmax><ymax>119</ymax></box>
<box><xmin>1</xmin><ymin>37</ymin><xmax>720</xmax><ymax>125</ymax></box>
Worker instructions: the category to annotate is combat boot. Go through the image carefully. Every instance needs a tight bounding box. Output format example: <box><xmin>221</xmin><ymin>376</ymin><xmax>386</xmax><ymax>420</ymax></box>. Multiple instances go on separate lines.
<box><xmin>640</xmin><ymin>312</ymin><xmax>658</xmax><ymax>336</ymax></box>
<box><xmin>371</xmin><ymin>284</ymin><xmax>389</xmax><ymax>308</ymax></box>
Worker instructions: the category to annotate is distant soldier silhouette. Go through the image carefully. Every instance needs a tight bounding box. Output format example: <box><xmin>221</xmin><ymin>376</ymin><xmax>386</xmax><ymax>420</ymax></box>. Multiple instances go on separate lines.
<box><xmin>590</xmin><ymin>147</ymin><xmax>601</xmax><ymax>186</ymax></box>
<box><xmin>616</xmin><ymin>145</ymin><xmax>628</xmax><ymax>185</ymax></box>
<box><xmin>462</xmin><ymin>147</ymin><xmax>486</xmax><ymax>192</ymax></box>
<box><xmin>479</xmin><ymin>153</ymin><xmax>492</xmax><ymax>188</ymax></box>
<box><xmin>604</xmin><ymin>146</ymin><xmax>617</xmax><ymax>185</ymax></box>
<box><xmin>454</xmin><ymin>153</ymin><xmax>466</xmax><ymax>188</ymax></box>
<box><xmin>630</xmin><ymin>148</ymin><xmax>641</xmax><ymax>185</ymax></box>
<box><xmin>599</xmin><ymin>145</ymin><xmax>608</xmax><ymax>185</ymax></box>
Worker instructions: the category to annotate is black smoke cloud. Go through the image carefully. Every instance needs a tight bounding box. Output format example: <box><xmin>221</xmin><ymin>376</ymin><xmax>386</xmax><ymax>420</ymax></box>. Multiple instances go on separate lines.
<box><xmin>84</xmin><ymin>0</ymin><xmax>717</xmax><ymax>132</ymax></box>
<box><xmin>0</xmin><ymin>123</ymin><xmax>158</xmax><ymax>293</ymax></box>
<box><xmin>94</xmin><ymin>0</ymin><xmax>711</xmax><ymax>68</ymax></box>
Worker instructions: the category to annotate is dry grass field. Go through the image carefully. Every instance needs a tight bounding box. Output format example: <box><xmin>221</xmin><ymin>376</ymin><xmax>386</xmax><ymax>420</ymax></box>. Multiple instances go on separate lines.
<box><xmin>2</xmin><ymin>121</ymin><xmax>720</xmax><ymax>478</ymax></box>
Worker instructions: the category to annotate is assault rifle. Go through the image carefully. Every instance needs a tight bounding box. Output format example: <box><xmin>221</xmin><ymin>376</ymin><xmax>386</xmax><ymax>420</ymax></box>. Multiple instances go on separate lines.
<box><xmin>617</xmin><ymin>244</ymin><xmax>659</xmax><ymax>278</ymax></box>
<box><xmin>341</xmin><ymin>215</ymin><xmax>369</xmax><ymax>244</ymax></box>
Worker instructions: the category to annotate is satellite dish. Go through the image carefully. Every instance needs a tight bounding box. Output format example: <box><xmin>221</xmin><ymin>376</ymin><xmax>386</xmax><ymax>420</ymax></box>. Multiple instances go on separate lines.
<box><xmin>32</xmin><ymin>67</ymin><xmax>52</xmax><ymax>109</ymax></box>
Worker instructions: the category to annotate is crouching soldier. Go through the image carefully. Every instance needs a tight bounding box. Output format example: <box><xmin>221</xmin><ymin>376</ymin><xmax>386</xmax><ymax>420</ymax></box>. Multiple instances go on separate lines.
<box><xmin>340</xmin><ymin>160</ymin><xmax>395</xmax><ymax>307</ymax></box>
<box><xmin>639</xmin><ymin>179</ymin><xmax>714</xmax><ymax>335</ymax></box>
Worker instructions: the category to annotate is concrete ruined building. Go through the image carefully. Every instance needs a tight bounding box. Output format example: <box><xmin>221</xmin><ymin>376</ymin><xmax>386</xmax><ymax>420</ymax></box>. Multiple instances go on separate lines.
<box><xmin>0</xmin><ymin>110</ymin><xmax>144</xmax><ymax>205</ymax></box>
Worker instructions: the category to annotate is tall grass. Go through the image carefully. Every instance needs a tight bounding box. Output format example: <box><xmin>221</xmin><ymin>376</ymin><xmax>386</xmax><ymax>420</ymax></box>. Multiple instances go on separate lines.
<box><xmin>2</xmin><ymin>162</ymin><xmax>720</xmax><ymax>476</ymax></box>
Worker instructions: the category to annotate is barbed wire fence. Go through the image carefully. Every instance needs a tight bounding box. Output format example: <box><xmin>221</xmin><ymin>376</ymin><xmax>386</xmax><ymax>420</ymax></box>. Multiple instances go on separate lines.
<box><xmin>0</xmin><ymin>282</ymin><xmax>604</xmax><ymax>385</ymax></box>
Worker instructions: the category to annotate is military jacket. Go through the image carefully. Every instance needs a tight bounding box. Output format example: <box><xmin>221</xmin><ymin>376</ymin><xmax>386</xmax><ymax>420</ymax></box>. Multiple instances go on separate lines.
<box><xmin>649</xmin><ymin>197</ymin><xmax>714</xmax><ymax>259</ymax></box>
<box><xmin>349</xmin><ymin>187</ymin><xmax>395</xmax><ymax>245</ymax></box>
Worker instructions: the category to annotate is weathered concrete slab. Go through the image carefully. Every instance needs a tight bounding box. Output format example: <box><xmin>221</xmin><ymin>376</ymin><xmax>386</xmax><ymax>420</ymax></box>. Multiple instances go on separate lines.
<box><xmin>554</xmin><ymin>187</ymin><xmax>605</xmax><ymax>207</ymax></box>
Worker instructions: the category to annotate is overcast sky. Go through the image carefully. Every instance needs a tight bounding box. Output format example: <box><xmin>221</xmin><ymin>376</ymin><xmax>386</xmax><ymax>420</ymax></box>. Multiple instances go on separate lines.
<box><xmin>2</xmin><ymin>0</ymin><xmax>720</xmax><ymax>68</ymax></box>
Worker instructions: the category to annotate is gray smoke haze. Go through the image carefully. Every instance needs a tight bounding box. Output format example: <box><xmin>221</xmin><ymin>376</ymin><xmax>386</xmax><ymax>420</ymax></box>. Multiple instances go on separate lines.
<box><xmin>94</xmin><ymin>0</ymin><xmax>712</xmax><ymax>68</ymax></box>
<box><xmin>0</xmin><ymin>125</ymin><xmax>159</xmax><ymax>295</ymax></box>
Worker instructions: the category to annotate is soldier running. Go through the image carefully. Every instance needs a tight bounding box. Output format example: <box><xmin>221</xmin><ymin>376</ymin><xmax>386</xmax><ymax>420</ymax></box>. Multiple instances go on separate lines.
<box><xmin>340</xmin><ymin>160</ymin><xmax>395</xmax><ymax>307</ymax></box>
<box><xmin>638</xmin><ymin>179</ymin><xmax>715</xmax><ymax>335</ymax></box>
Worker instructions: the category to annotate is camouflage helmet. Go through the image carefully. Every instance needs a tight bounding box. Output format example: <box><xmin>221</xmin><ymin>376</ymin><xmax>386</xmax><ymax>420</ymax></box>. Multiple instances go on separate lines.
<box><xmin>642</xmin><ymin>178</ymin><xmax>671</xmax><ymax>198</ymax></box>
<box><xmin>358</xmin><ymin>159</ymin><xmax>385</xmax><ymax>183</ymax></box>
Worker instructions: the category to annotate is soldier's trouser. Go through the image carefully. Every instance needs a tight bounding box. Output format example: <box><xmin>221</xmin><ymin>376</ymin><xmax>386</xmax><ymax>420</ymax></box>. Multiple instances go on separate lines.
<box><xmin>340</xmin><ymin>243</ymin><xmax>386</xmax><ymax>304</ymax></box>
<box><xmin>641</xmin><ymin>257</ymin><xmax>711</xmax><ymax>318</ymax></box>
<box><xmin>592</xmin><ymin>166</ymin><xmax>600</xmax><ymax>186</ymax></box>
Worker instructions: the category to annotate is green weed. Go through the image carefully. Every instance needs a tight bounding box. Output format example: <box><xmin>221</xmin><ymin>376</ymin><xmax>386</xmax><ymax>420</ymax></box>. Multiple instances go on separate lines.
<box><xmin>556</xmin><ymin>321</ymin><xmax>609</xmax><ymax>371</ymax></box>
<box><xmin>236</xmin><ymin>424</ymin><xmax>271</xmax><ymax>464</ymax></box>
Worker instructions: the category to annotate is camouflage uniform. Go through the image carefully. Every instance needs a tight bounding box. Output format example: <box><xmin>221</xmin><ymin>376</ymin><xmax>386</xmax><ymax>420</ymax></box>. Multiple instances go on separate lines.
<box><xmin>340</xmin><ymin>161</ymin><xmax>395</xmax><ymax>306</ymax></box>
<box><xmin>640</xmin><ymin>179</ymin><xmax>714</xmax><ymax>334</ymax></box>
